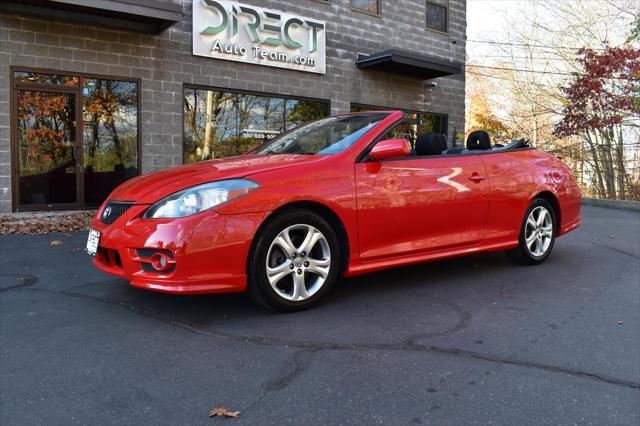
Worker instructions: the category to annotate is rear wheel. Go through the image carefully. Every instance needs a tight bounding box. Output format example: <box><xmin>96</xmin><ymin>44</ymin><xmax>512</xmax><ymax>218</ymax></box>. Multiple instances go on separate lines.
<box><xmin>247</xmin><ymin>209</ymin><xmax>340</xmax><ymax>311</ymax></box>
<box><xmin>506</xmin><ymin>198</ymin><xmax>556</xmax><ymax>265</ymax></box>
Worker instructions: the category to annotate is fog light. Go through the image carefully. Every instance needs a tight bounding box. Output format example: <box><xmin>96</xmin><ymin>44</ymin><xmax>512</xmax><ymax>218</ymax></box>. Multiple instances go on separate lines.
<box><xmin>150</xmin><ymin>252</ymin><xmax>173</xmax><ymax>271</ymax></box>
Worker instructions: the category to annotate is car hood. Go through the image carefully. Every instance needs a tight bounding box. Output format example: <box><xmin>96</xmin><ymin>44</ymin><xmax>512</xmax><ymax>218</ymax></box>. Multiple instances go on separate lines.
<box><xmin>108</xmin><ymin>154</ymin><xmax>324</xmax><ymax>204</ymax></box>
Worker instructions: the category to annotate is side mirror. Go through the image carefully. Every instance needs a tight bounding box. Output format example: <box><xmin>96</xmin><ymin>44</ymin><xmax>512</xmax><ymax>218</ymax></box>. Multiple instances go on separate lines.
<box><xmin>369</xmin><ymin>139</ymin><xmax>411</xmax><ymax>161</ymax></box>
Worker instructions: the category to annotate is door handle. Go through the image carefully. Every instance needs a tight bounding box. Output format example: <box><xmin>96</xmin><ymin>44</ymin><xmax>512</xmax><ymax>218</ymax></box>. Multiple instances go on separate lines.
<box><xmin>468</xmin><ymin>173</ymin><xmax>485</xmax><ymax>183</ymax></box>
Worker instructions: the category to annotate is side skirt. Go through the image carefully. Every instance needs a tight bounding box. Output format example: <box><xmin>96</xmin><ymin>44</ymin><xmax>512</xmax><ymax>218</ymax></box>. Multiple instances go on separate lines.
<box><xmin>343</xmin><ymin>239</ymin><xmax>518</xmax><ymax>277</ymax></box>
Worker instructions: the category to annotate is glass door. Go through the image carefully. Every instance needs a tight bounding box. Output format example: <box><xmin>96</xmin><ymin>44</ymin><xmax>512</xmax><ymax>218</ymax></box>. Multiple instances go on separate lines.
<box><xmin>16</xmin><ymin>89</ymin><xmax>80</xmax><ymax>209</ymax></box>
<box><xmin>12</xmin><ymin>69</ymin><xmax>140</xmax><ymax>212</ymax></box>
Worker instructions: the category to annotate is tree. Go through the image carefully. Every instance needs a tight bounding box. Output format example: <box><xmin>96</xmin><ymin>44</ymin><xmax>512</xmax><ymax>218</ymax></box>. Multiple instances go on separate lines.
<box><xmin>628</xmin><ymin>12</ymin><xmax>639</xmax><ymax>43</ymax></box>
<box><xmin>465</xmin><ymin>73</ymin><xmax>513</xmax><ymax>143</ymax></box>
<box><xmin>554</xmin><ymin>47</ymin><xmax>640</xmax><ymax>199</ymax></box>
<box><xmin>629</xmin><ymin>14</ymin><xmax>640</xmax><ymax>110</ymax></box>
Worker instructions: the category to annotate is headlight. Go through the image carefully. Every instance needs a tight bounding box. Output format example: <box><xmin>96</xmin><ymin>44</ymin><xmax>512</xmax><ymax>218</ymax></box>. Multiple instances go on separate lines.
<box><xmin>143</xmin><ymin>179</ymin><xmax>259</xmax><ymax>219</ymax></box>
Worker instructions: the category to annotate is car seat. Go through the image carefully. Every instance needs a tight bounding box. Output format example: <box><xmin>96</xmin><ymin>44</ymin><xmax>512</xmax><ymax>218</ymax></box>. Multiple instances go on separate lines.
<box><xmin>466</xmin><ymin>130</ymin><xmax>491</xmax><ymax>150</ymax></box>
<box><xmin>415</xmin><ymin>133</ymin><xmax>447</xmax><ymax>156</ymax></box>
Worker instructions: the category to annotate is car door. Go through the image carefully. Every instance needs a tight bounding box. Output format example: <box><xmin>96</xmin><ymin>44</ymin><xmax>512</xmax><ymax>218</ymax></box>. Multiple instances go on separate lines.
<box><xmin>354</xmin><ymin>155</ymin><xmax>490</xmax><ymax>260</ymax></box>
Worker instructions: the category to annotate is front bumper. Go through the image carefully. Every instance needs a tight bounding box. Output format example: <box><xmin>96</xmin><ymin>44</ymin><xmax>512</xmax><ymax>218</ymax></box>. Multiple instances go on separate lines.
<box><xmin>90</xmin><ymin>204</ymin><xmax>269</xmax><ymax>294</ymax></box>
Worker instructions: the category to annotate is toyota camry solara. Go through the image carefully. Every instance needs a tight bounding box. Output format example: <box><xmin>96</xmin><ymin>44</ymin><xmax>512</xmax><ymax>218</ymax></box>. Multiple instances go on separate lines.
<box><xmin>87</xmin><ymin>111</ymin><xmax>581</xmax><ymax>311</ymax></box>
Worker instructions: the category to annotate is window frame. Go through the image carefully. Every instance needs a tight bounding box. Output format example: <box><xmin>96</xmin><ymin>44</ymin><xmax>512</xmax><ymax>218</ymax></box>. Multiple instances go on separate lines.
<box><xmin>182</xmin><ymin>84</ymin><xmax>331</xmax><ymax>164</ymax></box>
<box><xmin>10</xmin><ymin>66</ymin><xmax>141</xmax><ymax>212</ymax></box>
<box><xmin>425</xmin><ymin>0</ymin><xmax>449</xmax><ymax>34</ymax></box>
<box><xmin>350</xmin><ymin>0</ymin><xmax>381</xmax><ymax>17</ymax></box>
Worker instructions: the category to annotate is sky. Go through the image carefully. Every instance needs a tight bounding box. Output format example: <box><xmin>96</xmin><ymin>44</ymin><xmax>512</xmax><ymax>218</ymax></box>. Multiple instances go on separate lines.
<box><xmin>467</xmin><ymin>0</ymin><xmax>525</xmax><ymax>61</ymax></box>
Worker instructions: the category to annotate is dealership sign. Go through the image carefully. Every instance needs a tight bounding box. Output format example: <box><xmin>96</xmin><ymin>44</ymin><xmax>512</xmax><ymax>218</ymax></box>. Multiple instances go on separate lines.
<box><xmin>193</xmin><ymin>0</ymin><xmax>326</xmax><ymax>74</ymax></box>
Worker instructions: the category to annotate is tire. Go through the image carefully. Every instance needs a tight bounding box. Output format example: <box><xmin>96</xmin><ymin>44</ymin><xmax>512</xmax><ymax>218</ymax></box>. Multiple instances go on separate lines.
<box><xmin>506</xmin><ymin>198</ymin><xmax>557</xmax><ymax>265</ymax></box>
<box><xmin>247</xmin><ymin>208</ymin><xmax>341</xmax><ymax>312</ymax></box>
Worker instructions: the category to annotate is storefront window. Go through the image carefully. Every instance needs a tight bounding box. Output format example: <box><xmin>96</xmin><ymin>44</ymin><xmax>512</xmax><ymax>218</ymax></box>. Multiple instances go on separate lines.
<box><xmin>183</xmin><ymin>87</ymin><xmax>329</xmax><ymax>163</ymax></box>
<box><xmin>350</xmin><ymin>104</ymin><xmax>447</xmax><ymax>147</ymax></box>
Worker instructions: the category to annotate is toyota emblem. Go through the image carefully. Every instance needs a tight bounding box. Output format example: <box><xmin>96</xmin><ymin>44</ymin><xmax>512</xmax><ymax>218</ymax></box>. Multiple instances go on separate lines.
<box><xmin>102</xmin><ymin>206</ymin><xmax>112</xmax><ymax>219</ymax></box>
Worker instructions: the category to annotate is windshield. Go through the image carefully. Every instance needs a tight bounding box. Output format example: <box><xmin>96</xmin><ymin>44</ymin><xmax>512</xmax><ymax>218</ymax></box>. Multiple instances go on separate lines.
<box><xmin>250</xmin><ymin>113</ymin><xmax>389</xmax><ymax>156</ymax></box>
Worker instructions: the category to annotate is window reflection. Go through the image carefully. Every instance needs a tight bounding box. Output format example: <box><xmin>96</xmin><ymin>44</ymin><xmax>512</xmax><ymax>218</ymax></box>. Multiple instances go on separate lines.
<box><xmin>286</xmin><ymin>99</ymin><xmax>330</xmax><ymax>130</ymax></box>
<box><xmin>82</xmin><ymin>79</ymin><xmax>139</xmax><ymax>207</ymax></box>
<box><xmin>14</xmin><ymin>71</ymin><xmax>79</xmax><ymax>86</ymax></box>
<box><xmin>419</xmin><ymin>114</ymin><xmax>447</xmax><ymax>135</ymax></box>
<box><xmin>237</xmin><ymin>94</ymin><xmax>284</xmax><ymax>154</ymax></box>
<box><xmin>184</xmin><ymin>88</ymin><xmax>329</xmax><ymax>163</ymax></box>
<box><xmin>17</xmin><ymin>90</ymin><xmax>77</xmax><ymax>205</ymax></box>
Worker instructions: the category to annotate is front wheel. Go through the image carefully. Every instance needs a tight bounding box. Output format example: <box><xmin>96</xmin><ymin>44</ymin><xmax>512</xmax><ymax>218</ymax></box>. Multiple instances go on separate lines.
<box><xmin>506</xmin><ymin>198</ymin><xmax>556</xmax><ymax>265</ymax></box>
<box><xmin>247</xmin><ymin>209</ymin><xmax>340</xmax><ymax>311</ymax></box>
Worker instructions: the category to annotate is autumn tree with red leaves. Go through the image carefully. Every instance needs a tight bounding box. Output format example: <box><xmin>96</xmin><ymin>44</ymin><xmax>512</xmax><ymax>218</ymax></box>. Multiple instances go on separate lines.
<box><xmin>17</xmin><ymin>91</ymin><xmax>75</xmax><ymax>175</ymax></box>
<box><xmin>554</xmin><ymin>47</ymin><xmax>640</xmax><ymax>200</ymax></box>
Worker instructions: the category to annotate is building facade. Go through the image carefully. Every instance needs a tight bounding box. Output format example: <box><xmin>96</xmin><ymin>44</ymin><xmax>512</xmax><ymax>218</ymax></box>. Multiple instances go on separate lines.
<box><xmin>0</xmin><ymin>0</ymin><xmax>466</xmax><ymax>213</ymax></box>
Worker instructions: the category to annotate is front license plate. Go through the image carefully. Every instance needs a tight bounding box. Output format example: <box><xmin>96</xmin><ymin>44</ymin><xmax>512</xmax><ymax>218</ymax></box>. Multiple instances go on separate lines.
<box><xmin>86</xmin><ymin>229</ymin><xmax>101</xmax><ymax>256</ymax></box>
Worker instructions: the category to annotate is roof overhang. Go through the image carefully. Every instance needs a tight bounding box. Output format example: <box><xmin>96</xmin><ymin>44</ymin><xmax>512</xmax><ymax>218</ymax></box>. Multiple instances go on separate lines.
<box><xmin>0</xmin><ymin>0</ymin><xmax>182</xmax><ymax>33</ymax></box>
<box><xmin>356</xmin><ymin>49</ymin><xmax>462</xmax><ymax>80</ymax></box>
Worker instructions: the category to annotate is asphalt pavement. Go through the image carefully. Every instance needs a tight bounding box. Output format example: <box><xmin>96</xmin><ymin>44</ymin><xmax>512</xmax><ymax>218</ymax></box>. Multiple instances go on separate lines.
<box><xmin>1</xmin><ymin>205</ymin><xmax>639</xmax><ymax>425</ymax></box>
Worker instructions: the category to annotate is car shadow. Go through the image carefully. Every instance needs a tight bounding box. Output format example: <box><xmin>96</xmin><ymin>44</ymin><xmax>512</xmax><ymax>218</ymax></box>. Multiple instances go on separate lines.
<box><xmin>94</xmin><ymin>250</ymin><xmax>513</xmax><ymax>325</ymax></box>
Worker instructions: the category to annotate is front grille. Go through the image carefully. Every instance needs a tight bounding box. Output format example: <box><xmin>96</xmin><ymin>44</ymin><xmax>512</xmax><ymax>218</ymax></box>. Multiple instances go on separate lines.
<box><xmin>96</xmin><ymin>247</ymin><xmax>122</xmax><ymax>268</ymax></box>
<box><xmin>100</xmin><ymin>201</ymin><xmax>134</xmax><ymax>225</ymax></box>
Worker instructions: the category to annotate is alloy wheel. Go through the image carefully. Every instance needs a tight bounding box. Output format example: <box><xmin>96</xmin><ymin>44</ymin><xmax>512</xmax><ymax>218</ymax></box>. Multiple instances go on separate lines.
<box><xmin>525</xmin><ymin>206</ymin><xmax>553</xmax><ymax>257</ymax></box>
<box><xmin>266</xmin><ymin>224</ymin><xmax>331</xmax><ymax>302</ymax></box>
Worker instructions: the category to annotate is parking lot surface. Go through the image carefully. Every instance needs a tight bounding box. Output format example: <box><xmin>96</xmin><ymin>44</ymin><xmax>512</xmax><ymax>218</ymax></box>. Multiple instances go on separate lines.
<box><xmin>1</xmin><ymin>205</ymin><xmax>639</xmax><ymax>425</ymax></box>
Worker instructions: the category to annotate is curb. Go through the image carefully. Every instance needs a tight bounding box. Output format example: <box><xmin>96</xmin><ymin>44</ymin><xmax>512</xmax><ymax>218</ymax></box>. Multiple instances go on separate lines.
<box><xmin>582</xmin><ymin>198</ymin><xmax>640</xmax><ymax>212</ymax></box>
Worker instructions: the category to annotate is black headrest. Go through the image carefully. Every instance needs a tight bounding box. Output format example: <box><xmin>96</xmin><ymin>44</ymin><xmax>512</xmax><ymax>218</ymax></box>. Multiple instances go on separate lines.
<box><xmin>466</xmin><ymin>131</ymin><xmax>491</xmax><ymax>150</ymax></box>
<box><xmin>416</xmin><ymin>133</ymin><xmax>447</xmax><ymax>156</ymax></box>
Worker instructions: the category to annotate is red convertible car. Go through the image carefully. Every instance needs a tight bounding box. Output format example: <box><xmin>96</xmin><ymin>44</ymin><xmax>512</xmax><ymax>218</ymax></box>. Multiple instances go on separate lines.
<box><xmin>87</xmin><ymin>111</ymin><xmax>581</xmax><ymax>311</ymax></box>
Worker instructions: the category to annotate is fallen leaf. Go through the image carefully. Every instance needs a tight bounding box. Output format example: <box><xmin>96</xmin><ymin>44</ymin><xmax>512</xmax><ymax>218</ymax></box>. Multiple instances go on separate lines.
<box><xmin>209</xmin><ymin>406</ymin><xmax>241</xmax><ymax>418</ymax></box>
<box><xmin>15</xmin><ymin>275</ymin><xmax>33</xmax><ymax>282</ymax></box>
<box><xmin>617</xmin><ymin>320</ymin><xmax>624</xmax><ymax>325</ymax></box>
<box><xmin>50</xmin><ymin>240</ymin><xmax>63</xmax><ymax>246</ymax></box>
<box><xmin>0</xmin><ymin>211</ymin><xmax>95</xmax><ymax>235</ymax></box>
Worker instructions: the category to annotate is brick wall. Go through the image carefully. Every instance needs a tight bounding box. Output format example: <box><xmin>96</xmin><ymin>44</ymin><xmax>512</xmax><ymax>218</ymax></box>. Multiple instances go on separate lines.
<box><xmin>0</xmin><ymin>0</ymin><xmax>466</xmax><ymax>212</ymax></box>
